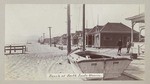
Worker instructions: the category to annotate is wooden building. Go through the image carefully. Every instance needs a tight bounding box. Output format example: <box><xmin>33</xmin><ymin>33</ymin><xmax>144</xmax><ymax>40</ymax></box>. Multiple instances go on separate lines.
<box><xmin>59</xmin><ymin>34</ymin><xmax>67</xmax><ymax>45</ymax></box>
<box><xmin>86</xmin><ymin>25</ymin><xmax>103</xmax><ymax>47</ymax></box>
<box><xmin>72</xmin><ymin>31</ymin><xmax>82</xmax><ymax>46</ymax></box>
<box><xmin>86</xmin><ymin>22</ymin><xmax>139</xmax><ymax>48</ymax></box>
<box><xmin>52</xmin><ymin>36</ymin><xmax>61</xmax><ymax>44</ymax></box>
<box><xmin>72</xmin><ymin>29</ymin><xmax>92</xmax><ymax>46</ymax></box>
<box><xmin>57</xmin><ymin>33</ymin><xmax>75</xmax><ymax>45</ymax></box>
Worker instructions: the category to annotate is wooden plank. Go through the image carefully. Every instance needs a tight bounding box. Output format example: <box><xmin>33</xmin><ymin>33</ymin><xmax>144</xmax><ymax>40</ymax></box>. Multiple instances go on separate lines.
<box><xmin>5</xmin><ymin>49</ymin><xmax>24</xmax><ymax>50</ymax></box>
<box><xmin>5</xmin><ymin>45</ymin><xmax>26</xmax><ymax>47</ymax></box>
<box><xmin>9</xmin><ymin>45</ymin><xmax>11</xmax><ymax>54</ymax></box>
<box><xmin>4</xmin><ymin>45</ymin><xmax>26</xmax><ymax>54</ymax></box>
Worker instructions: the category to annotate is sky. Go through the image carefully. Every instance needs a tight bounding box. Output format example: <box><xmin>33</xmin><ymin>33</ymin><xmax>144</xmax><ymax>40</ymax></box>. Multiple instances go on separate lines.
<box><xmin>5</xmin><ymin>4</ymin><xmax>145</xmax><ymax>44</ymax></box>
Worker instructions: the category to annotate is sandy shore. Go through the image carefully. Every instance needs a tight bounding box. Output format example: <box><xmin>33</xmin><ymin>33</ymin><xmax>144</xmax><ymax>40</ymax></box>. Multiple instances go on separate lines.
<box><xmin>5</xmin><ymin>43</ymin><xmax>75</xmax><ymax>80</ymax></box>
<box><xmin>5</xmin><ymin>43</ymin><xmax>144</xmax><ymax>80</ymax></box>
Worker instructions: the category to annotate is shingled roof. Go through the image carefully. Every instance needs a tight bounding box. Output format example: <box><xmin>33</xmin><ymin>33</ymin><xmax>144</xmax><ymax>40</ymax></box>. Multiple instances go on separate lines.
<box><xmin>85</xmin><ymin>28</ymin><xmax>92</xmax><ymax>33</ymax></box>
<box><xmin>73</xmin><ymin>28</ymin><xmax>92</xmax><ymax>38</ymax></box>
<box><xmin>100</xmin><ymin>22</ymin><xmax>138</xmax><ymax>33</ymax></box>
<box><xmin>88</xmin><ymin>25</ymin><xmax>103</xmax><ymax>34</ymax></box>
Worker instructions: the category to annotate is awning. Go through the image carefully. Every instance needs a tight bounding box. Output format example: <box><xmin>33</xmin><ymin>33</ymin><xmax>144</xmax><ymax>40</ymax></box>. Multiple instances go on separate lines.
<box><xmin>125</xmin><ymin>13</ymin><xmax>145</xmax><ymax>23</ymax></box>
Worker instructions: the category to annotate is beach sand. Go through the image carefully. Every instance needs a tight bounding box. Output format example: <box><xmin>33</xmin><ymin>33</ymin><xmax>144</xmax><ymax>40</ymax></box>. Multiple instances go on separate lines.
<box><xmin>5</xmin><ymin>43</ymin><xmax>75</xmax><ymax>80</ymax></box>
<box><xmin>5</xmin><ymin>43</ymin><xmax>144</xmax><ymax>80</ymax></box>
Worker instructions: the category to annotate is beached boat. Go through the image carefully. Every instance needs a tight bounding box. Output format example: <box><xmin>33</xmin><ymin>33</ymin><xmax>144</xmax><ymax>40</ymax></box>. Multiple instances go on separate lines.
<box><xmin>67</xmin><ymin>4</ymin><xmax>132</xmax><ymax>80</ymax></box>
<box><xmin>68</xmin><ymin>48</ymin><xmax>132</xmax><ymax>80</ymax></box>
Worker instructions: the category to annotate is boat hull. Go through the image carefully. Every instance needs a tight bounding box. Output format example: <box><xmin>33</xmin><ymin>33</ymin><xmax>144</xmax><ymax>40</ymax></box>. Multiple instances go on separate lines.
<box><xmin>80</xmin><ymin>59</ymin><xmax>131</xmax><ymax>79</ymax></box>
<box><xmin>68</xmin><ymin>50</ymin><xmax>132</xmax><ymax>80</ymax></box>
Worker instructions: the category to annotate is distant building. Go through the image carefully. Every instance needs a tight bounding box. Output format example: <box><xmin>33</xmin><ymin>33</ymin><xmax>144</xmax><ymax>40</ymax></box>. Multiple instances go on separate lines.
<box><xmin>42</xmin><ymin>22</ymin><xmax>140</xmax><ymax>48</ymax></box>
<box><xmin>39</xmin><ymin>36</ymin><xmax>61</xmax><ymax>45</ymax></box>
<box><xmin>72</xmin><ymin>28</ymin><xmax>92</xmax><ymax>46</ymax></box>
<box><xmin>86</xmin><ymin>25</ymin><xmax>103</xmax><ymax>47</ymax></box>
<box><xmin>72</xmin><ymin>31</ymin><xmax>82</xmax><ymax>46</ymax></box>
<box><xmin>43</xmin><ymin>38</ymin><xmax>50</xmax><ymax>44</ymax></box>
<box><xmin>38</xmin><ymin>36</ymin><xmax>45</xmax><ymax>44</ymax></box>
<box><xmin>52</xmin><ymin>36</ymin><xmax>61</xmax><ymax>44</ymax></box>
<box><xmin>59</xmin><ymin>34</ymin><xmax>67</xmax><ymax>45</ymax></box>
<box><xmin>87</xmin><ymin>22</ymin><xmax>140</xmax><ymax>48</ymax></box>
<box><xmin>58</xmin><ymin>33</ymin><xmax>75</xmax><ymax>45</ymax></box>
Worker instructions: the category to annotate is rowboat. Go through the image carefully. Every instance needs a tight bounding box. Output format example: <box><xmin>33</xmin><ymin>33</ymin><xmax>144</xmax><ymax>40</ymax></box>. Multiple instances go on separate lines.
<box><xmin>68</xmin><ymin>48</ymin><xmax>132</xmax><ymax>80</ymax></box>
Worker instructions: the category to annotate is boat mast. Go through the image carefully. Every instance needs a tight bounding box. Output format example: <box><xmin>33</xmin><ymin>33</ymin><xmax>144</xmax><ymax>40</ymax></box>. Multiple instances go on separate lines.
<box><xmin>67</xmin><ymin>4</ymin><xmax>71</xmax><ymax>54</ymax></box>
<box><xmin>82</xmin><ymin>4</ymin><xmax>85</xmax><ymax>51</ymax></box>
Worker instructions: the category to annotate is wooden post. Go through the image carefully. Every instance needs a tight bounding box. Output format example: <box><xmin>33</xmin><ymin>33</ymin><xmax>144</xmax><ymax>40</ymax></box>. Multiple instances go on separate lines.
<box><xmin>67</xmin><ymin>4</ymin><xmax>71</xmax><ymax>54</ymax></box>
<box><xmin>9</xmin><ymin>45</ymin><xmax>11</xmax><ymax>54</ymax></box>
<box><xmin>131</xmin><ymin>22</ymin><xmax>135</xmax><ymax>45</ymax></box>
<box><xmin>138</xmin><ymin>45</ymin><xmax>140</xmax><ymax>56</ymax></box>
<box><xmin>91</xmin><ymin>34</ymin><xmax>93</xmax><ymax>47</ymax></box>
<box><xmin>82</xmin><ymin>4</ymin><xmax>85</xmax><ymax>51</ymax></box>
<box><xmin>22</xmin><ymin>46</ymin><xmax>24</xmax><ymax>53</ymax></box>
<box><xmin>139</xmin><ymin>27</ymin><xmax>145</xmax><ymax>42</ymax></box>
<box><xmin>14</xmin><ymin>46</ymin><xmax>16</xmax><ymax>52</ymax></box>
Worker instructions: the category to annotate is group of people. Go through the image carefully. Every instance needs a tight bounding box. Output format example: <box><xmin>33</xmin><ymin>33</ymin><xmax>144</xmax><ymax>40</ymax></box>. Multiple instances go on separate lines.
<box><xmin>117</xmin><ymin>39</ymin><xmax>132</xmax><ymax>56</ymax></box>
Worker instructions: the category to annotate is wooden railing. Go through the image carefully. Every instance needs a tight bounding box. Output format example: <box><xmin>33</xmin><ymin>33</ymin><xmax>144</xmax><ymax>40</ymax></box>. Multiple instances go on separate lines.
<box><xmin>4</xmin><ymin>45</ymin><xmax>27</xmax><ymax>55</ymax></box>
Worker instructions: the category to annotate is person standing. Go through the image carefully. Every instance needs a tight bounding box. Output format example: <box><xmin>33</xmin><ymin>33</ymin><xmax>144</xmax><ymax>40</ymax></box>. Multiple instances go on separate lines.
<box><xmin>117</xmin><ymin>39</ymin><xmax>122</xmax><ymax>55</ymax></box>
<box><xmin>126</xmin><ymin>40</ymin><xmax>131</xmax><ymax>53</ymax></box>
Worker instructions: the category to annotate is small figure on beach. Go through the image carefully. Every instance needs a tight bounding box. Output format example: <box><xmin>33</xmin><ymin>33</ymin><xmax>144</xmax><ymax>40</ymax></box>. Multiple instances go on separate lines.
<box><xmin>126</xmin><ymin>40</ymin><xmax>131</xmax><ymax>53</ymax></box>
<box><xmin>117</xmin><ymin>39</ymin><xmax>122</xmax><ymax>56</ymax></box>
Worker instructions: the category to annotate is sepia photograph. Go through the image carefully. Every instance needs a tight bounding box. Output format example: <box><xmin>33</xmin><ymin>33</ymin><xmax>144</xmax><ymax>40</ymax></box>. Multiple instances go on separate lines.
<box><xmin>5</xmin><ymin>4</ymin><xmax>145</xmax><ymax>81</ymax></box>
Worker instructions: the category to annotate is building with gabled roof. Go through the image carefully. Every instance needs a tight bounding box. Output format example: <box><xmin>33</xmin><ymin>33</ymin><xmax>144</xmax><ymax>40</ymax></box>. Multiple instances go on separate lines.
<box><xmin>86</xmin><ymin>22</ymin><xmax>139</xmax><ymax>48</ymax></box>
<box><xmin>86</xmin><ymin>25</ymin><xmax>103</xmax><ymax>47</ymax></box>
<box><xmin>94</xmin><ymin>22</ymin><xmax>139</xmax><ymax>47</ymax></box>
<box><xmin>72</xmin><ymin>28</ymin><xmax>92</xmax><ymax>46</ymax></box>
<box><xmin>58</xmin><ymin>33</ymin><xmax>75</xmax><ymax>45</ymax></box>
<box><xmin>100</xmin><ymin>22</ymin><xmax>137</xmax><ymax>33</ymax></box>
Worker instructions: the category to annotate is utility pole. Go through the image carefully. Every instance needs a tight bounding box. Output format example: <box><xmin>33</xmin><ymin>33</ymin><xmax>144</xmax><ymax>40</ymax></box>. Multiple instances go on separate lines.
<box><xmin>67</xmin><ymin>4</ymin><xmax>71</xmax><ymax>54</ymax></box>
<box><xmin>82</xmin><ymin>4</ymin><xmax>85</xmax><ymax>51</ymax></box>
<box><xmin>48</xmin><ymin>27</ymin><xmax>52</xmax><ymax>47</ymax></box>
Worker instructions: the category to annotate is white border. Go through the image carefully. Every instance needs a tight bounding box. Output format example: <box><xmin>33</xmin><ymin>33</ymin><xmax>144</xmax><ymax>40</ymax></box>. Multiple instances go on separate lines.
<box><xmin>0</xmin><ymin>0</ymin><xmax>149</xmax><ymax>84</ymax></box>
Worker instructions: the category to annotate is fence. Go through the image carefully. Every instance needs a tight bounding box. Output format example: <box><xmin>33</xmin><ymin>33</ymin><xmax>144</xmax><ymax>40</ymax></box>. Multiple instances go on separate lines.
<box><xmin>4</xmin><ymin>45</ymin><xmax>27</xmax><ymax>55</ymax></box>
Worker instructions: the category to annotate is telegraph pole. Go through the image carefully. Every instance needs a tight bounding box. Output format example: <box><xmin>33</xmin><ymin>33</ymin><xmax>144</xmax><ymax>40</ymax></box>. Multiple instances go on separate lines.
<box><xmin>82</xmin><ymin>4</ymin><xmax>85</xmax><ymax>51</ymax></box>
<box><xmin>48</xmin><ymin>27</ymin><xmax>52</xmax><ymax>47</ymax></box>
<box><xmin>67</xmin><ymin>4</ymin><xmax>71</xmax><ymax>54</ymax></box>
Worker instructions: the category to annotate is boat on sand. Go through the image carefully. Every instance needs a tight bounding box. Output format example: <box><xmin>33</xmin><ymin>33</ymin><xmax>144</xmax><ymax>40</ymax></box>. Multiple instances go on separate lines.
<box><xmin>68</xmin><ymin>48</ymin><xmax>132</xmax><ymax>80</ymax></box>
